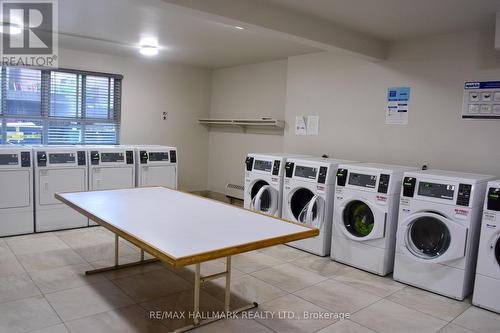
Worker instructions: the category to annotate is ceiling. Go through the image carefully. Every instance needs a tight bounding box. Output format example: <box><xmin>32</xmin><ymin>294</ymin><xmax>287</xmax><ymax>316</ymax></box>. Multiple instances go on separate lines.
<box><xmin>265</xmin><ymin>0</ymin><xmax>500</xmax><ymax>41</ymax></box>
<box><xmin>58</xmin><ymin>0</ymin><xmax>318</xmax><ymax>68</ymax></box>
<box><xmin>57</xmin><ymin>0</ymin><xmax>500</xmax><ymax>68</ymax></box>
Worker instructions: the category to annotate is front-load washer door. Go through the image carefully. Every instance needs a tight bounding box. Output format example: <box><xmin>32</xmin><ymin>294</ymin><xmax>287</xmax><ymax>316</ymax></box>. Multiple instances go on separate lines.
<box><xmin>92</xmin><ymin>167</ymin><xmax>134</xmax><ymax>190</ymax></box>
<box><xmin>288</xmin><ymin>188</ymin><xmax>325</xmax><ymax>228</ymax></box>
<box><xmin>252</xmin><ymin>184</ymin><xmax>278</xmax><ymax>216</ymax></box>
<box><xmin>338</xmin><ymin>198</ymin><xmax>386</xmax><ymax>241</ymax></box>
<box><xmin>39</xmin><ymin>168</ymin><xmax>86</xmax><ymax>205</ymax></box>
<box><xmin>397</xmin><ymin>212</ymin><xmax>467</xmax><ymax>264</ymax></box>
<box><xmin>0</xmin><ymin>170</ymin><xmax>30</xmax><ymax>209</ymax></box>
<box><xmin>249</xmin><ymin>179</ymin><xmax>269</xmax><ymax>209</ymax></box>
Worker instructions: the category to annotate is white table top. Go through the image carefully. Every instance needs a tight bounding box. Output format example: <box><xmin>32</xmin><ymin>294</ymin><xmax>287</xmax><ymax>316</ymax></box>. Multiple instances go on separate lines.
<box><xmin>56</xmin><ymin>187</ymin><xmax>317</xmax><ymax>266</ymax></box>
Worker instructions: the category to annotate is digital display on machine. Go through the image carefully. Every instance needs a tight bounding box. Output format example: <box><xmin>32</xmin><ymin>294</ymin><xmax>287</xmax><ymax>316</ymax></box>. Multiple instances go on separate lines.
<box><xmin>49</xmin><ymin>153</ymin><xmax>75</xmax><ymax>164</ymax></box>
<box><xmin>254</xmin><ymin>160</ymin><xmax>272</xmax><ymax>172</ymax></box>
<box><xmin>418</xmin><ymin>182</ymin><xmax>455</xmax><ymax>200</ymax></box>
<box><xmin>294</xmin><ymin>166</ymin><xmax>317</xmax><ymax>179</ymax></box>
<box><xmin>348</xmin><ymin>173</ymin><xmax>377</xmax><ymax>188</ymax></box>
<box><xmin>149</xmin><ymin>152</ymin><xmax>169</xmax><ymax>162</ymax></box>
<box><xmin>101</xmin><ymin>153</ymin><xmax>124</xmax><ymax>163</ymax></box>
<box><xmin>0</xmin><ymin>154</ymin><xmax>18</xmax><ymax>166</ymax></box>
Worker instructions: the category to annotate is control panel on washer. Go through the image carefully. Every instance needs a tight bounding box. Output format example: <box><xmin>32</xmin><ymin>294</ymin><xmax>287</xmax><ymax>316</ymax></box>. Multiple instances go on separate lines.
<box><xmin>90</xmin><ymin>150</ymin><xmax>134</xmax><ymax>165</ymax></box>
<box><xmin>246</xmin><ymin>156</ymin><xmax>282</xmax><ymax>176</ymax></box>
<box><xmin>401</xmin><ymin>177</ymin><xmax>474</xmax><ymax>207</ymax></box>
<box><xmin>336</xmin><ymin>168</ymin><xmax>391</xmax><ymax>194</ymax></box>
<box><xmin>37</xmin><ymin>150</ymin><xmax>87</xmax><ymax>167</ymax></box>
<box><xmin>284</xmin><ymin>161</ymin><xmax>330</xmax><ymax>184</ymax></box>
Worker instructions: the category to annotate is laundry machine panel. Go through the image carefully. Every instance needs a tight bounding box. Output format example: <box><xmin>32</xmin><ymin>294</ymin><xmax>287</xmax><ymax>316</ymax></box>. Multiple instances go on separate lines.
<box><xmin>0</xmin><ymin>169</ymin><xmax>30</xmax><ymax>209</ymax></box>
<box><xmin>91</xmin><ymin>167</ymin><xmax>135</xmax><ymax>190</ymax></box>
<box><xmin>38</xmin><ymin>168</ymin><xmax>87</xmax><ymax>205</ymax></box>
<box><xmin>140</xmin><ymin>165</ymin><xmax>176</xmax><ymax>188</ymax></box>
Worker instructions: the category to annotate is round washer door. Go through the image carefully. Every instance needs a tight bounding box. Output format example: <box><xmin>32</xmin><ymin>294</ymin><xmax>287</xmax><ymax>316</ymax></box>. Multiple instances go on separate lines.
<box><xmin>495</xmin><ymin>237</ymin><xmax>500</xmax><ymax>267</ymax></box>
<box><xmin>338</xmin><ymin>198</ymin><xmax>386</xmax><ymax>241</ymax></box>
<box><xmin>288</xmin><ymin>188</ymin><xmax>325</xmax><ymax>228</ymax></box>
<box><xmin>397</xmin><ymin>212</ymin><xmax>467</xmax><ymax>264</ymax></box>
<box><xmin>250</xmin><ymin>181</ymin><xmax>278</xmax><ymax>216</ymax></box>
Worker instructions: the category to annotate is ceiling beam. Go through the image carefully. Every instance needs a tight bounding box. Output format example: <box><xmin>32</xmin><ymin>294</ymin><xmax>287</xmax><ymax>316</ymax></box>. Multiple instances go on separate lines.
<box><xmin>161</xmin><ymin>0</ymin><xmax>388</xmax><ymax>61</ymax></box>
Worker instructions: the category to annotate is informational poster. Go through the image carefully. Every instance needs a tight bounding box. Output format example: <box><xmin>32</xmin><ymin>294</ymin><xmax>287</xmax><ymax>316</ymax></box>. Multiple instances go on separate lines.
<box><xmin>462</xmin><ymin>81</ymin><xmax>500</xmax><ymax>119</ymax></box>
<box><xmin>306</xmin><ymin>115</ymin><xmax>319</xmax><ymax>136</ymax></box>
<box><xmin>295</xmin><ymin>116</ymin><xmax>307</xmax><ymax>135</ymax></box>
<box><xmin>386</xmin><ymin>87</ymin><xmax>411</xmax><ymax>125</ymax></box>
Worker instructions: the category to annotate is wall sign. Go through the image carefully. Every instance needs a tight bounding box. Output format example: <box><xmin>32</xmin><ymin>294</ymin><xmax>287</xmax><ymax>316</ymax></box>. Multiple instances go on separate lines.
<box><xmin>463</xmin><ymin>81</ymin><xmax>500</xmax><ymax>119</ymax></box>
<box><xmin>386</xmin><ymin>87</ymin><xmax>410</xmax><ymax>125</ymax></box>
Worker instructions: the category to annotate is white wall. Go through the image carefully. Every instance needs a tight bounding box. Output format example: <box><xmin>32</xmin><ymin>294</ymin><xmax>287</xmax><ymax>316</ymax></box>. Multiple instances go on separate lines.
<box><xmin>58</xmin><ymin>48</ymin><xmax>212</xmax><ymax>191</ymax></box>
<box><xmin>285</xmin><ymin>29</ymin><xmax>500</xmax><ymax>177</ymax></box>
<box><xmin>207</xmin><ymin>60</ymin><xmax>287</xmax><ymax>193</ymax></box>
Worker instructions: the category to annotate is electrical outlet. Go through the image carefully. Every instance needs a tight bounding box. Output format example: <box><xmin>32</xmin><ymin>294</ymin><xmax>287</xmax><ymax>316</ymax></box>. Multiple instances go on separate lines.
<box><xmin>162</xmin><ymin>112</ymin><xmax>168</xmax><ymax>120</ymax></box>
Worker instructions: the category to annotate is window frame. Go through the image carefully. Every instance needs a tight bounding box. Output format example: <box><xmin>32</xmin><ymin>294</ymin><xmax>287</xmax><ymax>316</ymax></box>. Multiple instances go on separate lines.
<box><xmin>0</xmin><ymin>65</ymin><xmax>123</xmax><ymax>145</ymax></box>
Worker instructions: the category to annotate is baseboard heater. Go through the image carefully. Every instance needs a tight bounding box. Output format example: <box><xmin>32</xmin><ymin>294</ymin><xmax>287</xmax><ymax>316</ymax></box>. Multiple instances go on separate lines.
<box><xmin>225</xmin><ymin>183</ymin><xmax>244</xmax><ymax>201</ymax></box>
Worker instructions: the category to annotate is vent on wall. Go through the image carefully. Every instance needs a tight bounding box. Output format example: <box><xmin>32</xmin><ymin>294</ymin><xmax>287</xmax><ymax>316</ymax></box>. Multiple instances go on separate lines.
<box><xmin>225</xmin><ymin>183</ymin><xmax>244</xmax><ymax>200</ymax></box>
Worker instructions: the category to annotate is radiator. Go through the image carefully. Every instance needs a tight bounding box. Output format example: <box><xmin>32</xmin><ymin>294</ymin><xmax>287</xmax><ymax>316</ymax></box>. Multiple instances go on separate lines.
<box><xmin>225</xmin><ymin>183</ymin><xmax>244</xmax><ymax>200</ymax></box>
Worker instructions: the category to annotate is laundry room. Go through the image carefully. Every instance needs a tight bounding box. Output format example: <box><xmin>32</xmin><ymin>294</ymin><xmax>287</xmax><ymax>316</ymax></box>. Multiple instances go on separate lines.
<box><xmin>1</xmin><ymin>1</ymin><xmax>500</xmax><ymax>333</ymax></box>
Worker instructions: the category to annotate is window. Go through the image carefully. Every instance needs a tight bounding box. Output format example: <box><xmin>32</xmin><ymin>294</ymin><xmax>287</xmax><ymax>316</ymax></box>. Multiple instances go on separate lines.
<box><xmin>0</xmin><ymin>66</ymin><xmax>122</xmax><ymax>145</ymax></box>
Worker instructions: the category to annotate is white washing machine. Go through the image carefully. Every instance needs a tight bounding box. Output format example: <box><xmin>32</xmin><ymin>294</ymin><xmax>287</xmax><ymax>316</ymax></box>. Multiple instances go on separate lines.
<box><xmin>331</xmin><ymin>163</ymin><xmax>418</xmax><ymax>275</ymax></box>
<box><xmin>472</xmin><ymin>180</ymin><xmax>500</xmax><ymax>313</ymax></box>
<box><xmin>394</xmin><ymin>170</ymin><xmax>494</xmax><ymax>300</ymax></box>
<box><xmin>283</xmin><ymin>157</ymin><xmax>353</xmax><ymax>256</ymax></box>
<box><xmin>0</xmin><ymin>145</ymin><xmax>34</xmax><ymax>236</ymax></box>
<box><xmin>33</xmin><ymin>146</ymin><xmax>89</xmax><ymax>232</ymax></box>
<box><xmin>244</xmin><ymin>153</ymin><xmax>306</xmax><ymax>218</ymax></box>
<box><xmin>134</xmin><ymin>145</ymin><xmax>177</xmax><ymax>189</ymax></box>
<box><xmin>87</xmin><ymin>145</ymin><xmax>135</xmax><ymax>226</ymax></box>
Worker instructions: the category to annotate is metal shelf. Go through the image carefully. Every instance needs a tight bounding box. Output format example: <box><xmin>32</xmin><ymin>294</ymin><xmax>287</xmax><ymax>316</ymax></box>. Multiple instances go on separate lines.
<box><xmin>198</xmin><ymin>118</ymin><xmax>284</xmax><ymax>129</ymax></box>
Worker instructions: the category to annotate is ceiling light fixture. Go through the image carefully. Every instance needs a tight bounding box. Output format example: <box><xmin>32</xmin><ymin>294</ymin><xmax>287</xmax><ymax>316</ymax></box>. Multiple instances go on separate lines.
<box><xmin>235</xmin><ymin>26</ymin><xmax>245</xmax><ymax>30</ymax></box>
<box><xmin>0</xmin><ymin>22</ymin><xmax>22</xmax><ymax>35</ymax></box>
<box><xmin>139</xmin><ymin>45</ymin><xmax>159</xmax><ymax>56</ymax></box>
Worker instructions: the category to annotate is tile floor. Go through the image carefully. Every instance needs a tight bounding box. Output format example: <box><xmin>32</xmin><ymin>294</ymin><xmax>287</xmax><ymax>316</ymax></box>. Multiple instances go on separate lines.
<box><xmin>0</xmin><ymin>227</ymin><xmax>499</xmax><ymax>333</ymax></box>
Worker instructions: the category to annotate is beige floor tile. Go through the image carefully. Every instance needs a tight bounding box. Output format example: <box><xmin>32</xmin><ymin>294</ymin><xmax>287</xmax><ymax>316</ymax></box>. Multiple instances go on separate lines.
<box><xmin>29</xmin><ymin>263</ymin><xmax>107</xmax><ymax>293</ymax></box>
<box><xmin>113</xmin><ymin>268</ymin><xmax>192</xmax><ymax>302</ymax></box>
<box><xmin>350</xmin><ymin>299</ymin><xmax>447</xmax><ymax>333</ymax></box>
<box><xmin>192</xmin><ymin>318</ymin><xmax>274</xmax><ymax>333</ymax></box>
<box><xmin>102</xmin><ymin>261</ymin><xmax>164</xmax><ymax>280</ymax></box>
<box><xmin>258</xmin><ymin>244</ymin><xmax>312</xmax><ymax>262</ymax></box>
<box><xmin>30</xmin><ymin>324</ymin><xmax>70</xmax><ymax>333</ymax></box>
<box><xmin>0</xmin><ymin>295</ymin><xmax>61</xmax><ymax>333</ymax></box>
<box><xmin>0</xmin><ymin>240</ymin><xmax>13</xmax><ymax>257</ymax></box>
<box><xmin>452</xmin><ymin>306</ymin><xmax>500</xmax><ymax>333</ymax></box>
<box><xmin>56</xmin><ymin>228</ymin><xmax>114</xmax><ymax>247</ymax></box>
<box><xmin>333</xmin><ymin>270</ymin><xmax>405</xmax><ymax>297</ymax></box>
<box><xmin>203</xmin><ymin>274</ymin><xmax>287</xmax><ymax>308</ymax></box>
<box><xmin>294</xmin><ymin>279</ymin><xmax>381</xmax><ymax>314</ymax></box>
<box><xmin>168</xmin><ymin>259</ymin><xmax>245</xmax><ymax>283</ymax></box>
<box><xmin>17</xmin><ymin>248</ymin><xmax>86</xmax><ymax>272</ymax></box>
<box><xmin>317</xmin><ymin>320</ymin><xmax>377</xmax><ymax>333</ymax></box>
<box><xmin>73</xmin><ymin>241</ymin><xmax>139</xmax><ymax>263</ymax></box>
<box><xmin>387</xmin><ymin>286</ymin><xmax>471</xmax><ymax>321</ymax></box>
<box><xmin>64</xmin><ymin>304</ymin><xmax>169</xmax><ymax>333</ymax></box>
<box><xmin>291</xmin><ymin>256</ymin><xmax>354</xmax><ymax>278</ymax></box>
<box><xmin>45</xmin><ymin>280</ymin><xmax>134</xmax><ymax>321</ymax></box>
<box><xmin>251</xmin><ymin>263</ymin><xmax>327</xmax><ymax>292</ymax></box>
<box><xmin>256</xmin><ymin>294</ymin><xmax>338</xmax><ymax>332</ymax></box>
<box><xmin>0</xmin><ymin>272</ymin><xmax>41</xmax><ymax>303</ymax></box>
<box><xmin>7</xmin><ymin>235</ymin><xmax>70</xmax><ymax>255</ymax></box>
<box><xmin>140</xmin><ymin>289</ymin><xmax>224</xmax><ymax>330</ymax></box>
<box><xmin>438</xmin><ymin>324</ymin><xmax>476</xmax><ymax>333</ymax></box>
<box><xmin>230</xmin><ymin>251</ymin><xmax>285</xmax><ymax>273</ymax></box>
<box><xmin>0</xmin><ymin>254</ymin><xmax>26</xmax><ymax>277</ymax></box>
<box><xmin>89</xmin><ymin>254</ymin><xmax>143</xmax><ymax>269</ymax></box>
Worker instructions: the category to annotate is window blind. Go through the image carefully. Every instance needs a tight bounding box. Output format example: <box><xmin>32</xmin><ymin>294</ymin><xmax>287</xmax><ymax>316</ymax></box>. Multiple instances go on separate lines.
<box><xmin>0</xmin><ymin>66</ymin><xmax>122</xmax><ymax>145</ymax></box>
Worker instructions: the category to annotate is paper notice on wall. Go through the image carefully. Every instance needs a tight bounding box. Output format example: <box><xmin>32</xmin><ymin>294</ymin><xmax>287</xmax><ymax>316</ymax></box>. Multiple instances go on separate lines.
<box><xmin>307</xmin><ymin>115</ymin><xmax>319</xmax><ymax>136</ymax></box>
<box><xmin>462</xmin><ymin>81</ymin><xmax>500</xmax><ymax>119</ymax></box>
<box><xmin>386</xmin><ymin>87</ymin><xmax>410</xmax><ymax>125</ymax></box>
<box><xmin>295</xmin><ymin>116</ymin><xmax>307</xmax><ymax>135</ymax></box>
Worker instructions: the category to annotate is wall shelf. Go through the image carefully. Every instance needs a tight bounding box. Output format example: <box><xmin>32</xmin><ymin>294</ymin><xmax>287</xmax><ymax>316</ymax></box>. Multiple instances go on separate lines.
<box><xmin>198</xmin><ymin>118</ymin><xmax>284</xmax><ymax>129</ymax></box>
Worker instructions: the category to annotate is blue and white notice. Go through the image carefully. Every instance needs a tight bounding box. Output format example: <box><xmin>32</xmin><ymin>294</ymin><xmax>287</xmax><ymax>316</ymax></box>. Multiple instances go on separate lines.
<box><xmin>386</xmin><ymin>87</ymin><xmax>410</xmax><ymax>125</ymax></box>
<box><xmin>463</xmin><ymin>81</ymin><xmax>500</xmax><ymax>119</ymax></box>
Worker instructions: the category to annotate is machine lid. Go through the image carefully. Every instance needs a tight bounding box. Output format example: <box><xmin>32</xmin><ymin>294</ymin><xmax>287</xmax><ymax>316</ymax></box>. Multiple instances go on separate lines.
<box><xmin>407</xmin><ymin>215</ymin><xmax>451</xmax><ymax>259</ymax></box>
<box><xmin>342</xmin><ymin>200</ymin><xmax>375</xmax><ymax>238</ymax></box>
<box><xmin>250</xmin><ymin>180</ymin><xmax>269</xmax><ymax>199</ymax></box>
<box><xmin>289</xmin><ymin>187</ymin><xmax>315</xmax><ymax>221</ymax></box>
<box><xmin>250</xmin><ymin>183</ymin><xmax>278</xmax><ymax>215</ymax></box>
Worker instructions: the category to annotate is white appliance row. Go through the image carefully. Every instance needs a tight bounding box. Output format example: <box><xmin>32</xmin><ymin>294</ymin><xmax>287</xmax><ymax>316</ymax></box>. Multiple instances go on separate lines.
<box><xmin>0</xmin><ymin>144</ymin><xmax>177</xmax><ymax>236</ymax></box>
<box><xmin>243</xmin><ymin>153</ymin><xmax>499</xmax><ymax>310</ymax></box>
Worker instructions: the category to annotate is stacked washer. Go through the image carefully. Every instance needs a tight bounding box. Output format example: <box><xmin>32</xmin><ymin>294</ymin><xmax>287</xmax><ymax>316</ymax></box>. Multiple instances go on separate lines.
<box><xmin>0</xmin><ymin>145</ymin><xmax>34</xmax><ymax>236</ymax></box>
<box><xmin>87</xmin><ymin>145</ymin><xmax>135</xmax><ymax>226</ymax></box>
<box><xmin>394</xmin><ymin>170</ymin><xmax>494</xmax><ymax>300</ymax></box>
<box><xmin>244</xmin><ymin>153</ymin><xmax>307</xmax><ymax>218</ymax></box>
<box><xmin>282</xmin><ymin>157</ymin><xmax>353</xmax><ymax>256</ymax></box>
<box><xmin>331</xmin><ymin>163</ymin><xmax>418</xmax><ymax>275</ymax></box>
<box><xmin>473</xmin><ymin>180</ymin><xmax>500</xmax><ymax>313</ymax></box>
<box><xmin>134</xmin><ymin>145</ymin><xmax>177</xmax><ymax>189</ymax></box>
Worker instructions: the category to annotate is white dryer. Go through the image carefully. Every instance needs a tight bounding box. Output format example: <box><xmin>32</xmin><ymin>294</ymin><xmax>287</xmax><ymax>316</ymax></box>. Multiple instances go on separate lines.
<box><xmin>472</xmin><ymin>180</ymin><xmax>500</xmax><ymax>313</ymax></box>
<box><xmin>244</xmin><ymin>153</ymin><xmax>305</xmax><ymax>218</ymax></box>
<box><xmin>134</xmin><ymin>146</ymin><xmax>177</xmax><ymax>189</ymax></box>
<box><xmin>87</xmin><ymin>146</ymin><xmax>135</xmax><ymax>226</ymax></box>
<box><xmin>283</xmin><ymin>157</ymin><xmax>352</xmax><ymax>256</ymax></box>
<box><xmin>331</xmin><ymin>163</ymin><xmax>418</xmax><ymax>275</ymax></box>
<box><xmin>0</xmin><ymin>145</ymin><xmax>34</xmax><ymax>236</ymax></box>
<box><xmin>33</xmin><ymin>146</ymin><xmax>89</xmax><ymax>232</ymax></box>
<box><xmin>394</xmin><ymin>170</ymin><xmax>494</xmax><ymax>300</ymax></box>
